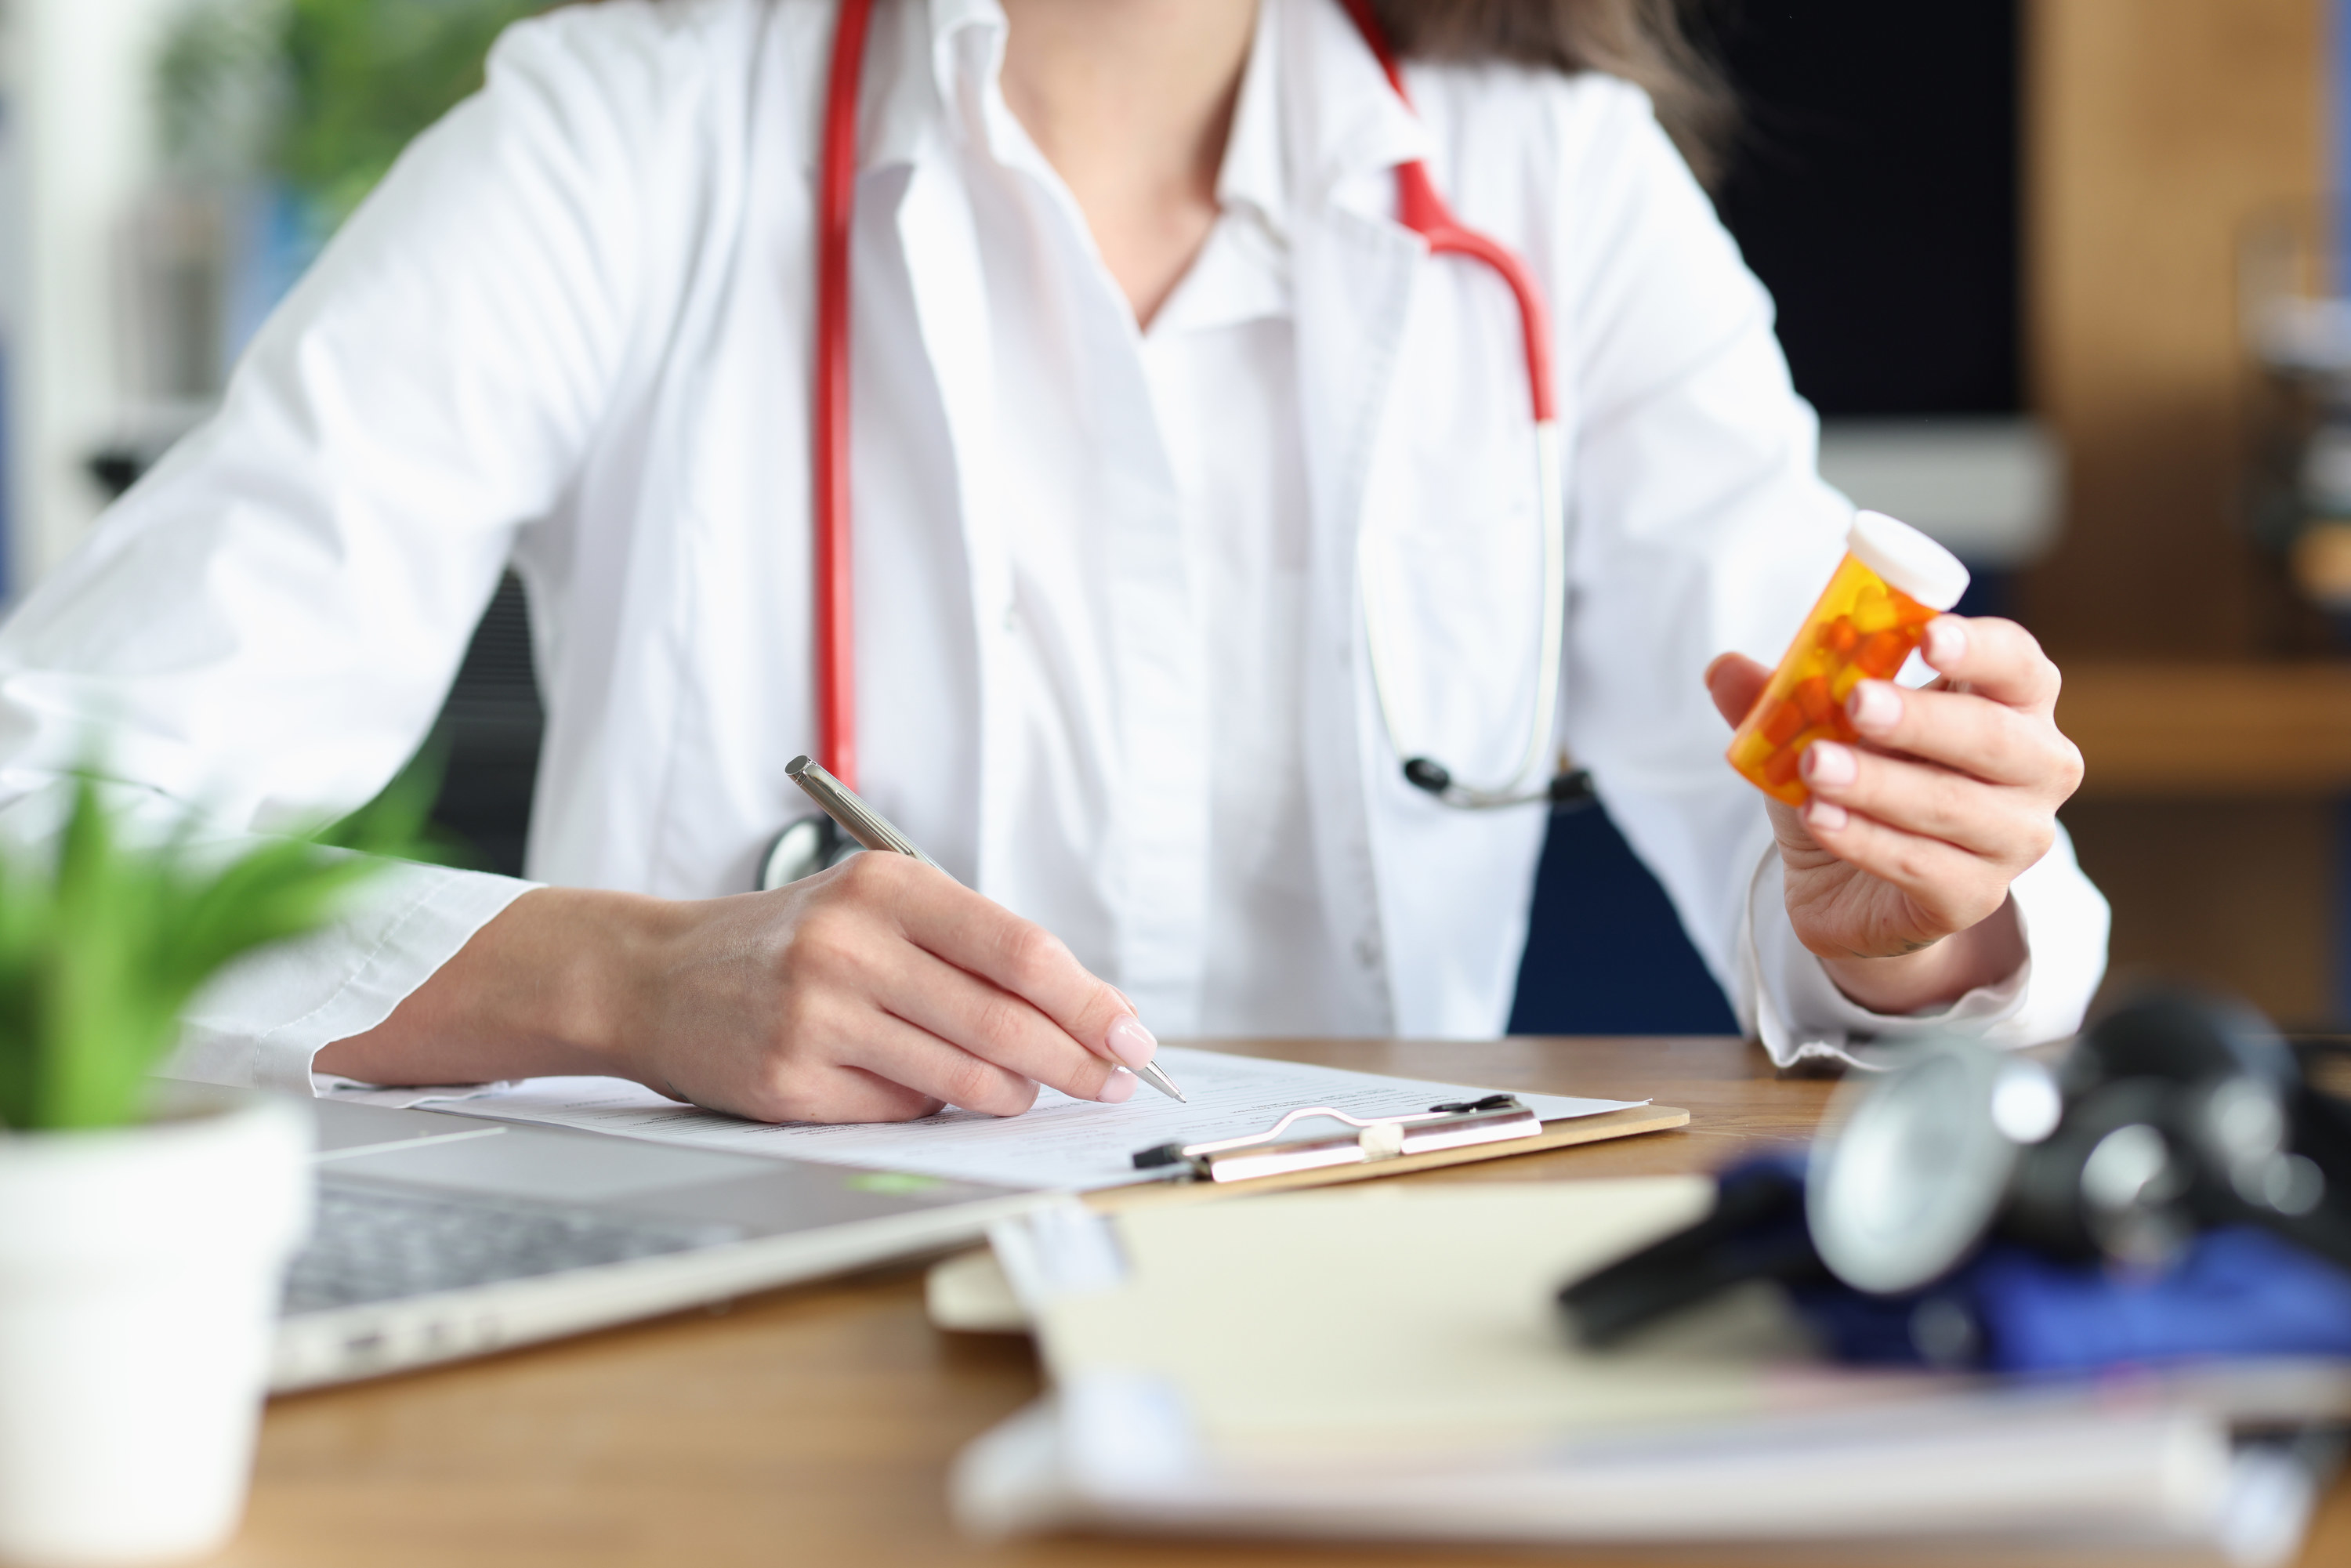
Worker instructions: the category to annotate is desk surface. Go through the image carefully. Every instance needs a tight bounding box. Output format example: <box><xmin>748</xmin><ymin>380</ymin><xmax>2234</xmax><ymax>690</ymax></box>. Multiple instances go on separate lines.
<box><xmin>224</xmin><ymin>1037</ymin><xmax>2351</xmax><ymax>1567</ymax></box>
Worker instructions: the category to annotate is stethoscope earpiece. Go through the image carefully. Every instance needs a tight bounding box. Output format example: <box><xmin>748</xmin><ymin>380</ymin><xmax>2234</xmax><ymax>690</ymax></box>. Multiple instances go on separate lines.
<box><xmin>1548</xmin><ymin>769</ymin><xmax>1598</xmax><ymax>810</ymax></box>
<box><xmin>1402</xmin><ymin>757</ymin><xmax>1452</xmax><ymax>795</ymax></box>
<box><xmin>1401</xmin><ymin>756</ymin><xmax>1595</xmax><ymax>813</ymax></box>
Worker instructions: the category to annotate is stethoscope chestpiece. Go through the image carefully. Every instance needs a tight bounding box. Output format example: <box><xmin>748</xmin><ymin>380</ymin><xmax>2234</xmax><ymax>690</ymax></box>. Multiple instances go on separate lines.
<box><xmin>1809</xmin><ymin>992</ymin><xmax>2345</xmax><ymax>1297</ymax></box>
<box><xmin>1806</xmin><ymin>1036</ymin><xmax>2056</xmax><ymax>1296</ymax></box>
<box><xmin>757</xmin><ymin>813</ymin><xmax>861</xmax><ymax>893</ymax></box>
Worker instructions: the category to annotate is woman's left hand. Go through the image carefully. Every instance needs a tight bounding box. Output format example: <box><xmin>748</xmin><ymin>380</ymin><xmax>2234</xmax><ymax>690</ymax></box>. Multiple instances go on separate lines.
<box><xmin>1705</xmin><ymin>615</ymin><xmax>2085</xmax><ymax>1014</ymax></box>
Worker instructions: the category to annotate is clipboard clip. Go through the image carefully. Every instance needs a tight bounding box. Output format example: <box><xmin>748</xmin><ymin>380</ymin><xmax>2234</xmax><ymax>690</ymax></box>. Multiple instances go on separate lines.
<box><xmin>1131</xmin><ymin>1094</ymin><xmax>1541</xmax><ymax>1184</ymax></box>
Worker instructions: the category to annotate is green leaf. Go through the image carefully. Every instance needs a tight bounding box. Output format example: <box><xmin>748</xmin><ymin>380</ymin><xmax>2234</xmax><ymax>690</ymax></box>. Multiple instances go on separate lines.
<box><xmin>0</xmin><ymin>767</ymin><xmax>429</xmax><ymax>1131</ymax></box>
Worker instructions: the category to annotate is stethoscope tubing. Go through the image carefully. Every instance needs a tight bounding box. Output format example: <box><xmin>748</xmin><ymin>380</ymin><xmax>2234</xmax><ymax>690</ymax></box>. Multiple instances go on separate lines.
<box><xmin>1337</xmin><ymin>0</ymin><xmax>1575</xmax><ymax>809</ymax></box>
<box><xmin>1363</xmin><ymin>422</ymin><xmax>1571</xmax><ymax>809</ymax></box>
<box><xmin>814</xmin><ymin>0</ymin><xmax>876</xmax><ymax>789</ymax></box>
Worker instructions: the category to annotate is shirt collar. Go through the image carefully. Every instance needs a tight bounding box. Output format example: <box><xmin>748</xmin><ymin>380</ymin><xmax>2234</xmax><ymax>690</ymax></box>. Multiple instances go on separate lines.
<box><xmin>855</xmin><ymin>0</ymin><xmax>1431</xmax><ymax>221</ymax></box>
<box><xmin>1271</xmin><ymin>0</ymin><xmax>1430</xmax><ymax>212</ymax></box>
<box><xmin>1214</xmin><ymin>0</ymin><xmax>1288</xmax><ymax>242</ymax></box>
<box><xmin>1149</xmin><ymin>2</ymin><xmax>1290</xmax><ymax>339</ymax></box>
<box><xmin>852</xmin><ymin>0</ymin><xmax>1005</xmax><ymax>174</ymax></box>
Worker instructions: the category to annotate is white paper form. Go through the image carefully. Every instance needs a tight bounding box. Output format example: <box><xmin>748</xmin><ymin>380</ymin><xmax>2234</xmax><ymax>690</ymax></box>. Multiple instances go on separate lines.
<box><xmin>392</xmin><ymin>1048</ymin><xmax>1643</xmax><ymax>1193</ymax></box>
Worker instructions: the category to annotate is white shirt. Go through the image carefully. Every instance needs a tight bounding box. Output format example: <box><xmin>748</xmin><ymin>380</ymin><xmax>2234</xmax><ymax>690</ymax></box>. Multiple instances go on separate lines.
<box><xmin>0</xmin><ymin>0</ymin><xmax>2111</xmax><ymax>1095</ymax></box>
<box><xmin>973</xmin><ymin>2</ymin><xmax>1342</xmax><ymax>1034</ymax></box>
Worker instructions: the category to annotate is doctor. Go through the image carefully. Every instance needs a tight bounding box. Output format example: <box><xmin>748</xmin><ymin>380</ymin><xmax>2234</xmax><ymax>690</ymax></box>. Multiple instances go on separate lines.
<box><xmin>0</xmin><ymin>0</ymin><xmax>2104</xmax><ymax>1124</ymax></box>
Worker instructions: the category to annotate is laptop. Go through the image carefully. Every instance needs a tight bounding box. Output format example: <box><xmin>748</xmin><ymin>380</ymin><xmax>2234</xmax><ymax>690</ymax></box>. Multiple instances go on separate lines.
<box><xmin>273</xmin><ymin>1097</ymin><xmax>1042</xmax><ymax>1390</ymax></box>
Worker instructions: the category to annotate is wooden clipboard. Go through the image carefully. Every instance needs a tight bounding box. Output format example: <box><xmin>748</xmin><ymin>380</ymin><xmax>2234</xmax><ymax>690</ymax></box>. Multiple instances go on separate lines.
<box><xmin>1087</xmin><ymin>1101</ymin><xmax>1690</xmax><ymax>1211</ymax></box>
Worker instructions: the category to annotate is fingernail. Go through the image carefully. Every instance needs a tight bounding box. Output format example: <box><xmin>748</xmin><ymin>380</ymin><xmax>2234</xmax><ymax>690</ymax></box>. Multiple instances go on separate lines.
<box><xmin>1925</xmin><ymin>617</ymin><xmax>1968</xmax><ymax>668</ymax></box>
<box><xmin>1847</xmin><ymin>680</ymin><xmax>1901</xmax><ymax>733</ymax></box>
<box><xmin>1806</xmin><ymin>800</ymin><xmax>1849</xmax><ymax>833</ymax></box>
<box><xmin>1096</xmin><ymin>1070</ymin><xmax>1137</xmax><ymax>1104</ymax></box>
<box><xmin>1802</xmin><ymin>740</ymin><xmax>1857</xmax><ymax>788</ymax></box>
<box><xmin>1106</xmin><ymin>1015</ymin><xmax>1157</xmax><ymax>1069</ymax></box>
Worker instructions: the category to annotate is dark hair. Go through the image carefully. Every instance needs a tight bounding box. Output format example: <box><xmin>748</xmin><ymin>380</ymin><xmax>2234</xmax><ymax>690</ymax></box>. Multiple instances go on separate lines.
<box><xmin>1371</xmin><ymin>0</ymin><xmax>1733</xmax><ymax>186</ymax></box>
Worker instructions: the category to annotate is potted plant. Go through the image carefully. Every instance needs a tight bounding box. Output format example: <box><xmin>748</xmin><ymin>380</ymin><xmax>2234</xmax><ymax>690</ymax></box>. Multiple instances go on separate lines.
<box><xmin>0</xmin><ymin>773</ymin><xmax>413</xmax><ymax>1564</ymax></box>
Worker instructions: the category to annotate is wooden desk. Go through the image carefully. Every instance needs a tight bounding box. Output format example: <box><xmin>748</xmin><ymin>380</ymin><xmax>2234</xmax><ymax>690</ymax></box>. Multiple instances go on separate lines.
<box><xmin>222</xmin><ymin>1037</ymin><xmax>2351</xmax><ymax>1567</ymax></box>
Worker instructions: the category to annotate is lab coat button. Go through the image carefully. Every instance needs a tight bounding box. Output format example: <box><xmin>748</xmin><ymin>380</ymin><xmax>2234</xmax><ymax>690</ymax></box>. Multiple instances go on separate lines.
<box><xmin>1353</xmin><ymin>932</ymin><xmax>1382</xmax><ymax>970</ymax></box>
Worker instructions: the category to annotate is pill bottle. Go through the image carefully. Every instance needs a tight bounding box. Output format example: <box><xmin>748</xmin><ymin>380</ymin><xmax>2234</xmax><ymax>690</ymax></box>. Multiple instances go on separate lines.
<box><xmin>1726</xmin><ymin>511</ymin><xmax>1970</xmax><ymax>806</ymax></box>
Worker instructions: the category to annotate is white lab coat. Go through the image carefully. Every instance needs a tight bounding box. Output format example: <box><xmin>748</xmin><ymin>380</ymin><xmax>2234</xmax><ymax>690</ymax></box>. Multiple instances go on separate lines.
<box><xmin>0</xmin><ymin>0</ymin><xmax>2109</xmax><ymax>1094</ymax></box>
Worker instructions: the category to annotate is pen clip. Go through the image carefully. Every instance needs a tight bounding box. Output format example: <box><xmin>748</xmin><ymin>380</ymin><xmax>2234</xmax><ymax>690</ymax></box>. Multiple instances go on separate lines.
<box><xmin>1132</xmin><ymin>1094</ymin><xmax>1538</xmax><ymax>1182</ymax></box>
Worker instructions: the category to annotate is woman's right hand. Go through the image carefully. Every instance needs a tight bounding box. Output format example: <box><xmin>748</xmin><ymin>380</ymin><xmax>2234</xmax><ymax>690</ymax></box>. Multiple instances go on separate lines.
<box><xmin>313</xmin><ymin>853</ymin><xmax>1157</xmax><ymax>1123</ymax></box>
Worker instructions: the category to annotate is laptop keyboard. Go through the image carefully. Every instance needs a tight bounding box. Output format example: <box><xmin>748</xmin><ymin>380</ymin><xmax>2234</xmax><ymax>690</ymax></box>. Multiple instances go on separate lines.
<box><xmin>283</xmin><ymin>1181</ymin><xmax>747</xmax><ymax>1315</ymax></box>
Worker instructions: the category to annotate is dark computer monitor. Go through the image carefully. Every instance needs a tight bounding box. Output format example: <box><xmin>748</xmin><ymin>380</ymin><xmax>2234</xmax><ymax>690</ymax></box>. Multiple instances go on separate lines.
<box><xmin>1712</xmin><ymin>0</ymin><xmax>2020</xmax><ymax>418</ymax></box>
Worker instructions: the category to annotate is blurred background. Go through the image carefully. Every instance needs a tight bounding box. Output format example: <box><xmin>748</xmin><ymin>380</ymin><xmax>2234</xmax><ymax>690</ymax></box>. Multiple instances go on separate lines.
<box><xmin>0</xmin><ymin>0</ymin><xmax>2338</xmax><ymax>1034</ymax></box>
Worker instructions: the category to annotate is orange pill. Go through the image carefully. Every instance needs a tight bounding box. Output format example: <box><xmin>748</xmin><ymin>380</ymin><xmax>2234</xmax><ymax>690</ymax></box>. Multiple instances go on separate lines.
<box><xmin>1760</xmin><ymin>697</ymin><xmax>1805</xmax><ymax>748</ymax></box>
<box><xmin>1793</xmin><ymin>674</ymin><xmax>1836</xmax><ymax>728</ymax></box>
<box><xmin>1763</xmin><ymin>744</ymin><xmax>1803</xmax><ymax>788</ymax></box>
<box><xmin>1854</xmin><ymin>629</ymin><xmax>1908</xmax><ymax>679</ymax></box>
<box><xmin>1823</xmin><ymin>617</ymin><xmax>1860</xmax><ymax>656</ymax></box>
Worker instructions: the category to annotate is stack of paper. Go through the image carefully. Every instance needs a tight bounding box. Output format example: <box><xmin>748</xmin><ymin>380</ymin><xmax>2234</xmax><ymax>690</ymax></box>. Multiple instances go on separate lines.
<box><xmin>952</xmin><ymin>1181</ymin><xmax>2346</xmax><ymax>1563</ymax></box>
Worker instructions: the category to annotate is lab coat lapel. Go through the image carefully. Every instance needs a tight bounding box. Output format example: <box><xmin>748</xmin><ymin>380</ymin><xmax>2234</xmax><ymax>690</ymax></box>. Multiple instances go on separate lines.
<box><xmin>1284</xmin><ymin>0</ymin><xmax>1450</xmax><ymax>1034</ymax></box>
<box><xmin>1281</xmin><ymin>0</ymin><xmax>1545</xmax><ymax>1037</ymax></box>
<box><xmin>1293</xmin><ymin>201</ymin><xmax>1422</xmax><ymax>1034</ymax></box>
<box><xmin>889</xmin><ymin>149</ymin><xmax>1014</xmax><ymax>895</ymax></box>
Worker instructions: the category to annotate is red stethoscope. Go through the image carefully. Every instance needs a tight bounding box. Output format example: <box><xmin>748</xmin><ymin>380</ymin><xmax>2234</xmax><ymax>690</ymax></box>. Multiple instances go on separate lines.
<box><xmin>762</xmin><ymin>0</ymin><xmax>1588</xmax><ymax>893</ymax></box>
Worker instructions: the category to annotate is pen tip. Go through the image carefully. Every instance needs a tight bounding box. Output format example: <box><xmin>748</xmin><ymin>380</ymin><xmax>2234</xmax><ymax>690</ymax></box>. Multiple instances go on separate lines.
<box><xmin>1133</xmin><ymin>1059</ymin><xmax>1186</xmax><ymax>1103</ymax></box>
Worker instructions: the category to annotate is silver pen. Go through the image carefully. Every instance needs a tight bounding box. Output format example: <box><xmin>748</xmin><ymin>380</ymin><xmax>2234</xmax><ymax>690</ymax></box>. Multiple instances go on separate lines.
<box><xmin>784</xmin><ymin>755</ymin><xmax>1187</xmax><ymax>1103</ymax></box>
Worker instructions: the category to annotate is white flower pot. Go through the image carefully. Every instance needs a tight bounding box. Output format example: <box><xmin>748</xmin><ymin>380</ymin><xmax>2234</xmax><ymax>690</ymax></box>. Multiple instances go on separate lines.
<box><xmin>0</xmin><ymin>1088</ymin><xmax>312</xmax><ymax>1566</ymax></box>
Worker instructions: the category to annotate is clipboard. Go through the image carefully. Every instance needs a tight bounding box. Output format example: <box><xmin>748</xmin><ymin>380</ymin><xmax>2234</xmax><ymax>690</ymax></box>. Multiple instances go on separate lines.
<box><xmin>1090</xmin><ymin>1094</ymin><xmax>1689</xmax><ymax>1211</ymax></box>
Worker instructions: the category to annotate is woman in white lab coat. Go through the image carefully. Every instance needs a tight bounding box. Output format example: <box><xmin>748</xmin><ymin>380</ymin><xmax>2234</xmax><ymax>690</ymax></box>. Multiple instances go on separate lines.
<box><xmin>0</xmin><ymin>0</ymin><xmax>2105</xmax><ymax>1121</ymax></box>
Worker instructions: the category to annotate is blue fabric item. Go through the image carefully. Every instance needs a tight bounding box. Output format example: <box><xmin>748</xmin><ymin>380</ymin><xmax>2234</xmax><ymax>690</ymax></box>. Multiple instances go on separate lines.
<box><xmin>1972</xmin><ymin>1227</ymin><xmax>2351</xmax><ymax>1371</ymax></box>
<box><xmin>1796</xmin><ymin>1226</ymin><xmax>2351</xmax><ymax>1372</ymax></box>
<box><xmin>1791</xmin><ymin>1279</ymin><xmax>1936</xmax><ymax>1365</ymax></box>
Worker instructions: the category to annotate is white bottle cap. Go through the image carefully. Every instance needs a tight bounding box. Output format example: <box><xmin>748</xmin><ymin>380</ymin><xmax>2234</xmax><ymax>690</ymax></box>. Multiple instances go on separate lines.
<box><xmin>1847</xmin><ymin>510</ymin><xmax>1970</xmax><ymax>612</ymax></box>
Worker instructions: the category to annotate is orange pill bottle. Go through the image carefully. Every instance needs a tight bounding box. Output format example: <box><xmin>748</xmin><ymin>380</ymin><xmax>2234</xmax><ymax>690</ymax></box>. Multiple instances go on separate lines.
<box><xmin>1726</xmin><ymin>511</ymin><xmax>1970</xmax><ymax>806</ymax></box>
